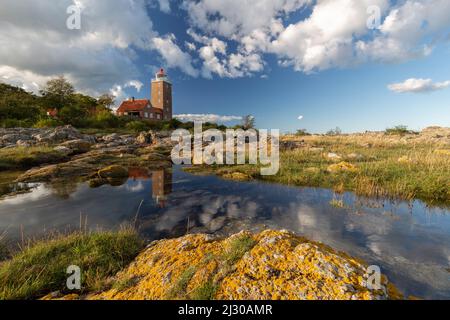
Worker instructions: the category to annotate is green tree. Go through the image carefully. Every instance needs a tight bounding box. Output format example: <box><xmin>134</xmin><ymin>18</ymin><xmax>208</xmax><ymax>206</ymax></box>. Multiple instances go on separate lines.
<box><xmin>40</xmin><ymin>76</ymin><xmax>75</xmax><ymax>110</ymax></box>
<box><xmin>97</xmin><ymin>94</ymin><xmax>115</xmax><ymax>110</ymax></box>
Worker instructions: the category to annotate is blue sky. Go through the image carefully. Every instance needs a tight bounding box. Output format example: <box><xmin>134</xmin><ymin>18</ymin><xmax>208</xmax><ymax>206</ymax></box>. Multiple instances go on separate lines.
<box><xmin>1</xmin><ymin>0</ymin><xmax>449</xmax><ymax>133</ymax></box>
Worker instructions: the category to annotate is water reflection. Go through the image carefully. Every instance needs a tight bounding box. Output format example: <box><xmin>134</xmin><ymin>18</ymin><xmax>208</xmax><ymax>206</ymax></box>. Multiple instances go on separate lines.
<box><xmin>0</xmin><ymin>166</ymin><xmax>450</xmax><ymax>299</ymax></box>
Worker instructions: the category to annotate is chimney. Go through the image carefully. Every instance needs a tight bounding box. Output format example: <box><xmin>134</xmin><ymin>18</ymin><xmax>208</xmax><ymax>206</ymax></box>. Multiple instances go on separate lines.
<box><xmin>131</xmin><ymin>97</ymin><xmax>135</xmax><ymax>102</ymax></box>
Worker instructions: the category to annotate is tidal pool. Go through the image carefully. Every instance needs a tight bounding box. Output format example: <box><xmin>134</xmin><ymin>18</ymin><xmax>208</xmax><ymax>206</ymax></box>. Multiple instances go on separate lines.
<box><xmin>0</xmin><ymin>166</ymin><xmax>449</xmax><ymax>299</ymax></box>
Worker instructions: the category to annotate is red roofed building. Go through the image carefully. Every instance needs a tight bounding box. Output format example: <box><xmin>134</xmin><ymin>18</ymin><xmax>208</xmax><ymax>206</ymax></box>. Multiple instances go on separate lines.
<box><xmin>116</xmin><ymin>68</ymin><xmax>172</xmax><ymax>121</ymax></box>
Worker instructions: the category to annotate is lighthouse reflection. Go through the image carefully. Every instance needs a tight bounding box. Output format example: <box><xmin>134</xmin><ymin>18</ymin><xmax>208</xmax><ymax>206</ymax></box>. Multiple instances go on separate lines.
<box><xmin>128</xmin><ymin>167</ymin><xmax>173</xmax><ymax>207</ymax></box>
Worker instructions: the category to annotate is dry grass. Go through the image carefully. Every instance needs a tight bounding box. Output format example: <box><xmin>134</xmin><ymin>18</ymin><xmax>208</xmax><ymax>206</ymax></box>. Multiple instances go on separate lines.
<box><xmin>187</xmin><ymin>134</ymin><xmax>450</xmax><ymax>206</ymax></box>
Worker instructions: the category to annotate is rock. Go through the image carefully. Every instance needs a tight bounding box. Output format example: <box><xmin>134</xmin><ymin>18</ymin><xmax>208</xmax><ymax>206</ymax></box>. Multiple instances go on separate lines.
<box><xmin>222</xmin><ymin>172</ymin><xmax>252</xmax><ymax>181</ymax></box>
<box><xmin>60</xmin><ymin>139</ymin><xmax>92</xmax><ymax>154</ymax></box>
<box><xmin>53</xmin><ymin>146</ymin><xmax>72</xmax><ymax>154</ymax></box>
<box><xmin>327</xmin><ymin>162</ymin><xmax>358</xmax><ymax>173</ymax></box>
<box><xmin>103</xmin><ymin>133</ymin><xmax>119</xmax><ymax>143</ymax></box>
<box><xmin>327</xmin><ymin>152</ymin><xmax>342</xmax><ymax>160</ymax></box>
<box><xmin>34</xmin><ymin>125</ymin><xmax>83</xmax><ymax>143</ymax></box>
<box><xmin>136</xmin><ymin>131</ymin><xmax>155</xmax><ymax>145</ymax></box>
<box><xmin>347</xmin><ymin>153</ymin><xmax>364</xmax><ymax>160</ymax></box>
<box><xmin>98</xmin><ymin>165</ymin><xmax>129</xmax><ymax>179</ymax></box>
<box><xmin>1</xmin><ymin>134</ymin><xmax>30</xmax><ymax>144</ymax></box>
<box><xmin>280</xmin><ymin>140</ymin><xmax>304</xmax><ymax>150</ymax></box>
<box><xmin>79</xmin><ymin>230</ymin><xmax>400</xmax><ymax>300</ymax></box>
<box><xmin>16</xmin><ymin>140</ymin><xmax>31</xmax><ymax>147</ymax></box>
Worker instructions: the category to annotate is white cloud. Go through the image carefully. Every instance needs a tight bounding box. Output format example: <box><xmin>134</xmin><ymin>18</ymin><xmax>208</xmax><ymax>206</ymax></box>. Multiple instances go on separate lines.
<box><xmin>298</xmin><ymin>115</ymin><xmax>304</xmax><ymax>120</ymax></box>
<box><xmin>0</xmin><ymin>0</ymin><xmax>200</xmax><ymax>95</ymax></box>
<box><xmin>153</xmin><ymin>34</ymin><xmax>199</xmax><ymax>77</ymax></box>
<box><xmin>388</xmin><ymin>78</ymin><xmax>450</xmax><ymax>93</ymax></box>
<box><xmin>0</xmin><ymin>0</ymin><xmax>158</xmax><ymax>95</ymax></box>
<box><xmin>183</xmin><ymin>0</ymin><xmax>311</xmax><ymax>38</ymax></box>
<box><xmin>184</xmin><ymin>0</ymin><xmax>450</xmax><ymax>76</ymax></box>
<box><xmin>125</xmin><ymin>80</ymin><xmax>144</xmax><ymax>92</ymax></box>
<box><xmin>175</xmin><ymin>114</ymin><xmax>243</xmax><ymax>122</ymax></box>
<box><xmin>185</xmin><ymin>42</ymin><xmax>197</xmax><ymax>51</ymax></box>
<box><xmin>271</xmin><ymin>0</ymin><xmax>390</xmax><ymax>72</ymax></box>
<box><xmin>158</xmin><ymin>0</ymin><xmax>171</xmax><ymax>13</ymax></box>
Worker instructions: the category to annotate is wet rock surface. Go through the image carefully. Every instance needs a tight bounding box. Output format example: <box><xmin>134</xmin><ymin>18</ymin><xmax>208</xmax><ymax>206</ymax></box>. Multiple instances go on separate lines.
<box><xmin>0</xmin><ymin>126</ymin><xmax>174</xmax><ymax>184</ymax></box>
<box><xmin>59</xmin><ymin>230</ymin><xmax>401</xmax><ymax>300</ymax></box>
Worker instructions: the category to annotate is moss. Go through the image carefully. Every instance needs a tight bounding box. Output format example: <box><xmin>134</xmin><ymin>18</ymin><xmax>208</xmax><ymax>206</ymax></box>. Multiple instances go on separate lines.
<box><xmin>0</xmin><ymin>146</ymin><xmax>68</xmax><ymax>171</ymax></box>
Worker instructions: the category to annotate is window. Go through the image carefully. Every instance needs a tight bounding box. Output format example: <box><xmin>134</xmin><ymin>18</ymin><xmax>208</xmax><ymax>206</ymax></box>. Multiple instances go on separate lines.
<box><xmin>150</xmin><ymin>113</ymin><xmax>154</xmax><ymax>119</ymax></box>
<box><xmin>157</xmin><ymin>114</ymin><xmax>161</xmax><ymax>120</ymax></box>
<box><xmin>144</xmin><ymin>112</ymin><xmax>148</xmax><ymax>118</ymax></box>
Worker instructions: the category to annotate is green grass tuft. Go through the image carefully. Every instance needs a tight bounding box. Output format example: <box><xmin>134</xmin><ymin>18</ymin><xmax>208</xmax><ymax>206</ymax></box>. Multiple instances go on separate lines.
<box><xmin>0</xmin><ymin>227</ymin><xmax>143</xmax><ymax>300</ymax></box>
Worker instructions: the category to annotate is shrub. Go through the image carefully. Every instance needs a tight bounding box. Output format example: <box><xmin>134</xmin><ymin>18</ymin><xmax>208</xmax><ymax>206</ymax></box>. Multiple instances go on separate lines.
<box><xmin>125</xmin><ymin>120</ymin><xmax>152</xmax><ymax>133</ymax></box>
<box><xmin>0</xmin><ymin>119</ymin><xmax>35</xmax><ymax>128</ymax></box>
<box><xmin>385</xmin><ymin>125</ymin><xmax>416</xmax><ymax>136</ymax></box>
<box><xmin>326</xmin><ymin>127</ymin><xmax>342</xmax><ymax>136</ymax></box>
<box><xmin>33</xmin><ymin>118</ymin><xmax>63</xmax><ymax>128</ymax></box>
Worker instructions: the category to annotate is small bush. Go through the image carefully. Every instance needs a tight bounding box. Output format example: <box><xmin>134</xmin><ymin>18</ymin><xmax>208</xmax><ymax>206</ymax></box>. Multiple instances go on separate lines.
<box><xmin>326</xmin><ymin>127</ymin><xmax>342</xmax><ymax>136</ymax></box>
<box><xmin>125</xmin><ymin>121</ymin><xmax>152</xmax><ymax>133</ymax></box>
<box><xmin>385</xmin><ymin>125</ymin><xmax>415</xmax><ymax>136</ymax></box>
<box><xmin>33</xmin><ymin>118</ymin><xmax>63</xmax><ymax>128</ymax></box>
<box><xmin>0</xmin><ymin>228</ymin><xmax>143</xmax><ymax>300</ymax></box>
<box><xmin>0</xmin><ymin>119</ymin><xmax>35</xmax><ymax>128</ymax></box>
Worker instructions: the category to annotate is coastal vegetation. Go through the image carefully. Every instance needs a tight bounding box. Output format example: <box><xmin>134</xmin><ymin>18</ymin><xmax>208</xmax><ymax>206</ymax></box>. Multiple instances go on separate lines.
<box><xmin>0</xmin><ymin>227</ymin><xmax>143</xmax><ymax>300</ymax></box>
<box><xmin>186</xmin><ymin>129</ymin><xmax>450</xmax><ymax>206</ymax></box>
<box><xmin>43</xmin><ymin>230</ymin><xmax>399</xmax><ymax>300</ymax></box>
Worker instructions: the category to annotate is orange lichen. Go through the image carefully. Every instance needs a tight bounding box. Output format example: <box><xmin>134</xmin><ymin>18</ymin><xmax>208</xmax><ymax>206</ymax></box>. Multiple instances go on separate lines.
<box><xmin>61</xmin><ymin>230</ymin><xmax>399</xmax><ymax>300</ymax></box>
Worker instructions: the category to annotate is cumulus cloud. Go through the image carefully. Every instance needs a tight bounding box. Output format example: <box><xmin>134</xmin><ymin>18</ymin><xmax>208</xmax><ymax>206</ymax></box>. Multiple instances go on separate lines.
<box><xmin>174</xmin><ymin>114</ymin><xmax>243</xmax><ymax>122</ymax></box>
<box><xmin>183</xmin><ymin>0</ymin><xmax>450</xmax><ymax>76</ymax></box>
<box><xmin>153</xmin><ymin>34</ymin><xmax>199</xmax><ymax>77</ymax></box>
<box><xmin>0</xmin><ymin>0</ymin><xmax>199</xmax><ymax>95</ymax></box>
<box><xmin>298</xmin><ymin>115</ymin><xmax>304</xmax><ymax>120</ymax></box>
<box><xmin>388</xmin><ymin>78</ymin><xmax>450</xmax><ymax>93</ymax></box>
<box><xmin>125</xmin><ymin>80</ymin><xmax>144</xmax><ymax>92</ymax></box>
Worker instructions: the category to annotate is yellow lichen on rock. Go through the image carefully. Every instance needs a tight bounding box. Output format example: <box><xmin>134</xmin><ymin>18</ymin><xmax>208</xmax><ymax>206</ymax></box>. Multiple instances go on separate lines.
<box><xmin>80</xmin><ymin>230</ymin><xmax>398</xmax><ymax>300</ymax></box>
<box><xmin>327</xmin><ymin>162</ymin><xmax>358</xmax><ymax>173</ymax></box>
<box><xmin>222</xmin><ymin>172</ymin><xmax>252</xmax><ymax>181</ymax></box>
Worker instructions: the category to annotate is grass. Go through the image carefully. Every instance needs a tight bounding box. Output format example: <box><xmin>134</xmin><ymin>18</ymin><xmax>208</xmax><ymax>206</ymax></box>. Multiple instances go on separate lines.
<box><xmin>186</xmin><ymin>135</ymin><xmax>450</xmax><ymax>206</ymax></box>
<box><xmin>0</xmin><ymin>231</ymin><xmax>9</xmax><ymax>261</ymax></box>
<box><xmin>166</xmin><ymin>266</ymin><xmax>197</xmax><ymax>299</ymax></box>
<box><xmin>222</xmin><ymin>234</ymin><xmax>257</xmax><ymax>266</ymax></box>
<box><xmin>0</xmin><ymin>227</ymin><xmax>143</xmax><ymax>300</ymax></box>
<box><xmin>190</xmin><ymin>279</ymin><xmax>218</xmax><ymax>300</ymax></box>
<box><xmin>0</xmin><ymin>146</ymin><xmax>67</xmax><ymax>171</ymax></box>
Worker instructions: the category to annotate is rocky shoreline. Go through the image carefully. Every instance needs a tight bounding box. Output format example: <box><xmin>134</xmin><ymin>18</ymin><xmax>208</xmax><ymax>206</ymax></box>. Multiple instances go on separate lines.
<box><xmin>43</xmin><ymin>230</ymin><xmax>402</xmax><ymax>300</ymax></box>
<box><xmin>0</xmin><ymin>126</ymin><xmax>174</xmax><ymax>192</ymax></box>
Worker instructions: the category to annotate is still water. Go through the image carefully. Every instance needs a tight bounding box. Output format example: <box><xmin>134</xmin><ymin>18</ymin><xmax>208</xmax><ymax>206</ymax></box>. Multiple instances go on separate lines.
<box><xmin>0</xmin><ymin>166</ymin><xmax>449</xmax><ymax>299</ymax></box>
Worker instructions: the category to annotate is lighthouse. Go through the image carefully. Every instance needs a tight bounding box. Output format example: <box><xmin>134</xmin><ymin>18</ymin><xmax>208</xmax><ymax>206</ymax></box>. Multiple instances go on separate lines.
<box><xmin>151</xmin><ymin>68</ymin><xmax>173</xmax><ymax>121</ymax></box>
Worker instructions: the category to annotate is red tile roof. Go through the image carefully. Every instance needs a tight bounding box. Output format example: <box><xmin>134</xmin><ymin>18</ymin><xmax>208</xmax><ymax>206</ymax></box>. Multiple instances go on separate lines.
<box><xmin>117</xmin><ymin>99</ymin><xmax>150</xmax><ymax>113</ymax></box>
<box><xmin>117</xmin><ymin>99</ymin><xmax>163</xmax><ymax>114</ymax></box>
